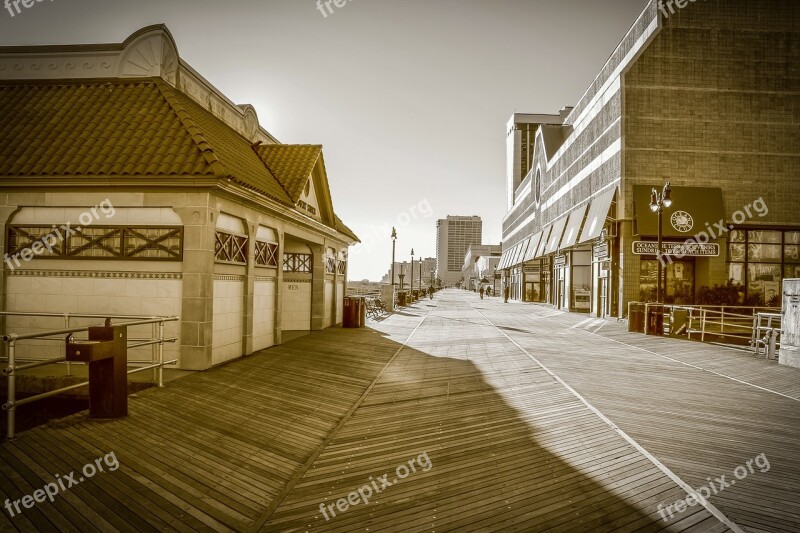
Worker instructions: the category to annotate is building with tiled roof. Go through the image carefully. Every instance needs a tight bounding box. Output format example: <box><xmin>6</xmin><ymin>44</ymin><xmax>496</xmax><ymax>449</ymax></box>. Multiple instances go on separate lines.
<box><xmin>0</xmin><ymin>25</ymin><xmax>359</xmax><ymax>370</ymax></box>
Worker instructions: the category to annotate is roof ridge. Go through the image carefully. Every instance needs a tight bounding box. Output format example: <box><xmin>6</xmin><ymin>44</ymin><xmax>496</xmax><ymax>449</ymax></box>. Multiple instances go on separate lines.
<box><xmin>154</xmin><ymin>80</ymin><xmax>228</xmax><ymax>177</ymax></box>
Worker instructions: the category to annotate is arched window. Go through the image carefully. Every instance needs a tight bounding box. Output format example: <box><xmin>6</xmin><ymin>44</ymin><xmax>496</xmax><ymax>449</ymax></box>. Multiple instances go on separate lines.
<box><xmin>533</xmin><ymin>168</ymin><xmax>542</xmax><ymax>204</ymax></box>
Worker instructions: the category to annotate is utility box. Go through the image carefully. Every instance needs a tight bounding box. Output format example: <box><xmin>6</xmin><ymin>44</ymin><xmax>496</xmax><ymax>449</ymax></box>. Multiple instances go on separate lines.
<box><xmin>779</xmin><ymin>279</ymin><xmax>800</xmax><ymax>369</ymax></box>
<box><xmin>66</xmin><ymin>325</ymin><xmax>128</xmax><ymax>418</ymax></box>
<box><xmin>381</xmin><ymin>284</ymin><xmax>395</xmax><ymax>312</ymax></box>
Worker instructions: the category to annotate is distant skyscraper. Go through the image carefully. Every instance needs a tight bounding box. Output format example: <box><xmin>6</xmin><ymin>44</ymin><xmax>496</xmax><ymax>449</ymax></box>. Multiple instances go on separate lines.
<box><xmin>436</xmin><ymin>216</ymin><xmax>482</xmax><ymax>286</ymax></box>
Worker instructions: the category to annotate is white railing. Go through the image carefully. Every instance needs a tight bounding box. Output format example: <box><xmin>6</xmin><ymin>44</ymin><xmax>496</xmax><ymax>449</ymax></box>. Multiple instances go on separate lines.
<box><xmin>2</xmin><ymin>314</ymin><xmax>179</xmax><ymax>440</ymax></box>
<box><xmin>752</xmin><ymin>312</ymin><xmax>782</xmax><ymax>359</ymax></box>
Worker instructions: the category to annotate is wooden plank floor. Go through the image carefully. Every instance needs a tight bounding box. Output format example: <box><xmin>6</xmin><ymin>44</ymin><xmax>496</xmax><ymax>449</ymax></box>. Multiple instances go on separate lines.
<box><xmin>484</xmin><ymin>296</ymin><xmax>800</xmax><ymax>533</ymax></box>
<box><xmin>263</xmin><ymin>293</ymin><xmax>728</xmax><ymax>532</ymax></box>
<box><xmin>4</xmin><ymin>289</ymin><xmax>789</xmax><ymax>531</ymax></box>
<box><xmin>0</xmin><ymin>319</ymin><xmax>420</xmax><ymax>532</ymax></box>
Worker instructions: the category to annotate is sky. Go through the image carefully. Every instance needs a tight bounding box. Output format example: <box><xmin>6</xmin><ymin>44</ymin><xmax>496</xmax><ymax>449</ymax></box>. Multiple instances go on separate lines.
<box><xmin>0</xmin><ymin>0</ymin><xmax>648</xmax><ymax>281</ymax></box>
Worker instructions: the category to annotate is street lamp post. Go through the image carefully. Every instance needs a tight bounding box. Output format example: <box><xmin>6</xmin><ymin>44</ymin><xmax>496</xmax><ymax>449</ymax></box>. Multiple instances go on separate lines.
<box><xmin>410</xmin><ymin>248</ymin><xmax>415</xmax><ymax>296</ymax></box>
<box><xmin>391</xmin><ymin>227</ymin><xmax>397</xmax><ymax>289</ymax></box>
<box><xmin>649</xmin><ymin>181</ymin><xmax>673</xmax><ymax>303</ymax></box>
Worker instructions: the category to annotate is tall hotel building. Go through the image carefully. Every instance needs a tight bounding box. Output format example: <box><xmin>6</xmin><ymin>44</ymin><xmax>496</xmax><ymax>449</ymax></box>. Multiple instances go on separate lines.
<box><xmin>436</xmin><ymin>216</ymin><xmax>482</xmax><ymax>287</ymax></box>
<box><xmin>498</xmin><ymin>0</ymin><xmax>800</xmax><ymax>317</ymax></box>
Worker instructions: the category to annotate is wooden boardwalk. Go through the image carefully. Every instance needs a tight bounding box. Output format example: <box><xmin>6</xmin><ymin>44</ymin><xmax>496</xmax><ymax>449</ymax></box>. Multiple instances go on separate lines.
<box><xmin>481</xmin><ymin>296</ymin><xmax>800</xmax><ymax>533</ymax></box>
<box><xmin>1</xmin><ymin>289</ymin><xmax>796</xmax><ymax>531</ymax></box>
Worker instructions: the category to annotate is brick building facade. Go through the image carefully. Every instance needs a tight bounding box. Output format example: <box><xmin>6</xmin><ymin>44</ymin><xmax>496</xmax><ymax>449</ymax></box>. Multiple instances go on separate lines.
<box><xmin>499</xmin><ymin>0</ymin><xmax>800</xmax><ymax>316</ymax></box>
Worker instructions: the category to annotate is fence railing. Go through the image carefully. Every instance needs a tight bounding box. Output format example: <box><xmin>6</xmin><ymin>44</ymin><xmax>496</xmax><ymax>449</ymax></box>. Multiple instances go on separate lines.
<box><xmin>628</xmin><ymin>303</ymin><xmax>782</xmax><ymax>355</ymax></box>
<box><xmin>2</xmin><ymin>314</ymin><xmax>179</xmax><ymax>440</ymax></box>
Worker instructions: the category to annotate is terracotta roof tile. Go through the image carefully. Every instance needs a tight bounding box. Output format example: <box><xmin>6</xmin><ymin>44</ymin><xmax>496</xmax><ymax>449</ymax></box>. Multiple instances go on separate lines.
<box><xmin>0</xmin><ymin>80</ymin><xmax>216</xmax><ymax>178</ymax></box>
<box><xmin>0</xmin><ymin>78</ymin><xmax>358</xmax><ymax>240</ymax></box>
<box><xmin>254</xmin><ymin>144</ymin><xmax>322</xmax><ymax>203</ymax></box>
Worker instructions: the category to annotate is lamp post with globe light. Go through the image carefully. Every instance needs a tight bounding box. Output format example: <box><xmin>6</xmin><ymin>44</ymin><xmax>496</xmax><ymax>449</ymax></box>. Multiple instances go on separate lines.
<box><xmin>649</xmin><ymin>181</ymin><xmax>672</xmax><ymax>303</ymax></box>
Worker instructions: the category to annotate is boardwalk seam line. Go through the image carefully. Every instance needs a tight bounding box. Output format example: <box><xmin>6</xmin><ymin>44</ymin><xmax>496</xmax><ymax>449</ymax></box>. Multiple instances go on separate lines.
<box><xmin>253</xmin><ymin>305</ymin><xmax>433</xmax><ymax>531</ymax></box>
<box><xmin>472</xmin><ymin>305</ymin><xmax>746</xmax><ymax>533</ymax></box>
<box><xmin>578</xmin><ymin>329</ymin><xmax>800</xmax><ymax>403</ymax></box>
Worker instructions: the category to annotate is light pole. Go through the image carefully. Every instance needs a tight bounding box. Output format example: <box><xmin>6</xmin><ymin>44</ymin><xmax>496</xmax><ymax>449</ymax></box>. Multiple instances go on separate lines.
<box><xmin>649</xmin><ymin>181</ymin><xmax>672</xmax><ymax>303</ymax></box>
<box><xmin>391</xmin><ymin>227</ymin><xmax>397</xmax><ymax>289</ymax></box>
<box><xmin>410</xmin><ymin>248</ymin><xmax>415</xmax><ymax>296</ymax></box>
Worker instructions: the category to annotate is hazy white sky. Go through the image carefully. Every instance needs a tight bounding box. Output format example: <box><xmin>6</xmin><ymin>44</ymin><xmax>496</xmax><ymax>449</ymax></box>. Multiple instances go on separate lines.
<box><xmin>0</xmin><ymin>0</ymin><xmax>647</xmax><ymax>281</ymax></box>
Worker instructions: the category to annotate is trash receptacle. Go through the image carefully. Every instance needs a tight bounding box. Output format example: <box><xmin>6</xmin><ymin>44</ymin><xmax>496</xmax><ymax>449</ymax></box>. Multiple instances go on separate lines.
<box><xmin>628</xmin><ymin>303</ymin><xmax>645</xmax><ymax>333</ymax></box>
<box><xmin>646</xmin><ymin>304</ymin><xmax>665</xmax><ymax>336</ymax></box>
<box><xmin>343</xmin><ymin>297</ymin><xmax>365</xmax><ymax>328</ymax></box>
<box><xmin>670</xmin><ymin>308</ymin><xmax>688</xmax><ymax>337</ymax></box>
<box><xmin>397</xmin><ymin>291</ymin><xmax>407</xmax><ymax>307</ymax></box>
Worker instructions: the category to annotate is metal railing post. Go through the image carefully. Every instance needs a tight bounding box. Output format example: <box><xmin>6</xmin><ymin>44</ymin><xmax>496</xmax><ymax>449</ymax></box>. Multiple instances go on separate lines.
<box><xmin>152</xmin><ymin>322</ymin><xmax>158</xmax><ymax>383</ymax></box>
<box><xmin>64</xmin><ymin>313</ymin><xmax>72</xmax><ymax>377</ymax></box>
<box><xmin>701</xmin><ymin>309</ymin><xmax>707</xmax><ymax>342</ymax></box>
<box><xmin>751</xmin><ymin>315</ymin><xmax>758</xmax><ymax>353</ymax></box>
<box><xmin>158</xmin><ymin>320</ymin><xmax>165</xmax><ymax>388</ymax></box>
<box><xmin>6</xmin><ymin>339</ymin><xmax>16</xmax><ymax>440</ymax></box>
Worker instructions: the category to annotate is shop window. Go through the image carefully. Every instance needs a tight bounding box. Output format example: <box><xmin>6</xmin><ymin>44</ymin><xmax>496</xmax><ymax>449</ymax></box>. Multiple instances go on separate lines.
<box><xmin>727</xmin><ymin>228</ymin><xmax>798</xmax><ymax>305</ymax></box>
<box><xmin>639</xmin><ymin>259</ymin><xmax>695</xmax><ymax>304</ymax></box>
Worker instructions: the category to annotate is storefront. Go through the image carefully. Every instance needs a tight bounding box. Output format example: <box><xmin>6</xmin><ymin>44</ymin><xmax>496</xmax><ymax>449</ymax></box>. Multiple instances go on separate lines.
<box><xmin>498</xmin><ymin>186</ymin><xmax>617</xmax><ymax>314</ymax></box>
<box><xmin>632</xmin><ymin>186</ymin><xmax>725</xmax><ymax>305</ymax></box>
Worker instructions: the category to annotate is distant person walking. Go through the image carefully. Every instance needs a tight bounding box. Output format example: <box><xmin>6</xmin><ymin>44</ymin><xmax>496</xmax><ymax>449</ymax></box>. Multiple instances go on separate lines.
<box><xmin>504</xmin><ymin>286</ymin><xmax>510</xmax><ymax>303</ymax></box>
<box><xmin>479</xmin><ymin>287</ymin><xmax>485</xmax><ymax>299</ymax></box>
<box><xmin>428</xmin><ymin>286</ymin><xmax>434</xmax><ymax>299</ymax></box>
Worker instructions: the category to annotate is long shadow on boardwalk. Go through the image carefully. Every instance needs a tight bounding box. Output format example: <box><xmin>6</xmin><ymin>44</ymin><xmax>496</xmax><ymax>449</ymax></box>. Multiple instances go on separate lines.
<box><xmin>0</xmin><ymin>315</ymin><xmax>718</xmax><ymax>532</ymax></box>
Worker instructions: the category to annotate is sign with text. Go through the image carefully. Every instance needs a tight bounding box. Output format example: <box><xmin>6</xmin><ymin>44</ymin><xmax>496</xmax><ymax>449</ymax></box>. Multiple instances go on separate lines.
<box><xmin>553</xmin><ymin>254</ymin><xmax>567</xmax><ymax>268</ymax></box>
<box><xmin>632</xmin><ymin>241</ymin><xmax>720</xmax><ymax>257</ymax></box>
<box><xmin>523</xmin><ymin>265</ymin><xmax>540</xmax><ymax>274</ymax></box>
<box><xmin>594</xmin><ymin>242</ymin><xmax>610</xmax><ymax>260</ymax></box>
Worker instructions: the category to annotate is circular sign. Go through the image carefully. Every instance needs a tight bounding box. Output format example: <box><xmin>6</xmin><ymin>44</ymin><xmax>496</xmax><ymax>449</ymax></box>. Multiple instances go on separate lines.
<box><xmin>671</xmin><ymin>211</ymin><xmax>694</xmax><ymax>233</ymax></box>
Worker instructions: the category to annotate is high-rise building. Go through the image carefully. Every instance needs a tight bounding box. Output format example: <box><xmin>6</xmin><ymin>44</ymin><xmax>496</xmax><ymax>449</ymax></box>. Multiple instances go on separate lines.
<box><xmin>436</xmin><ymin>216</ymin><xmax>482</xmax><ymax>286</ymax></box>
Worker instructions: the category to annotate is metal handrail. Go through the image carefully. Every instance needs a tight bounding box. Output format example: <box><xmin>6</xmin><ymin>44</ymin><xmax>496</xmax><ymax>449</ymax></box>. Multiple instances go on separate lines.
<box><xmin>752</xmin><ymin>312</ymin><xmax>782</xmax><ymax>358</ymax></box>
<box><xmin>2</xmin><ymin>315</ymin><xmax>179</xmax><ymax>440</ymax></box>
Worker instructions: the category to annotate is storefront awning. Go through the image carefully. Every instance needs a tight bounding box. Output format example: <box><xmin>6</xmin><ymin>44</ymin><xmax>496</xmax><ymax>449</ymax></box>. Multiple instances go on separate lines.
<box><xmin>523</xmin><ymin>231</ymin><xmax>542</xmax><ymax>262</ymax></box>
<box><xmin>535</xmin><ymin>225</ymin><xmax>551</xmax><ymax>259</ymax></box>
<box><xmin>498</xmin><ymin>248</ymin><xmax>511</xmax><ymax>270</ymax></box>
<box><xmin>560</xmin><ymin>204</ymin><xmax>588</xmax><ymax>249</ymax></box>
<box><xmin>634</xmin><ymin>186</ymin><xmax>725</xmax><ymax>238</ymax></box>
<box><xmin>510</xmin><ymin>238</ymin><xmax>530</xmax><ymax>267</ymax></box>
<box><xmin>578</xmin><ymin>188</ymin><xmax>616</xmax><ymax>244</ymax></box>
<box><xmin>545</xmin><ymin>216</ymin><xmax>569</xmax><ymax>255</ymax></box>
